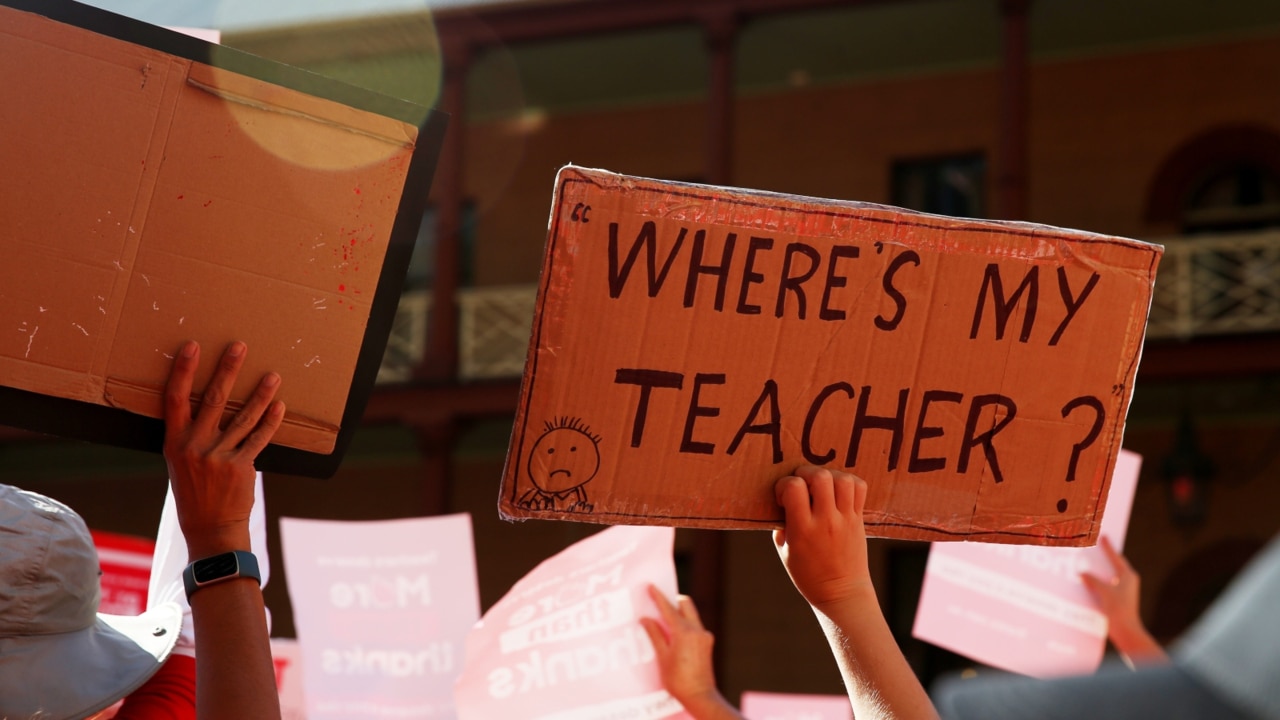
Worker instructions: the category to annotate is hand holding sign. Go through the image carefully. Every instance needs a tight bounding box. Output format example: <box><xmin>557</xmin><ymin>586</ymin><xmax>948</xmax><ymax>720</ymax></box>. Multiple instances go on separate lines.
<box><xmin>1080</xmin><ymin>537</ymin><xmax>1168</xmax><ymax>667</ymax></box>
<box><xmin>772</xmin><ymin>467</ymin><xmax>939</xmax><ymax>720</ymax></box>
<box><xmin>772</xmin><ymin>467</ymin><xmax>873</xmax><ymax>612</ymax></box>
<box><xmin>640</xmin><ymin>586</ymin><xmax>741</xmax><ymax>720</ymax></box>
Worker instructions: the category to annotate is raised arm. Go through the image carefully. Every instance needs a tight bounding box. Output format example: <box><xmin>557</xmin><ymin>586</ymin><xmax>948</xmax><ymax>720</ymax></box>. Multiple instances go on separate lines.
<box><xmin>772</xmin><ymin>466</ymin><xmax>938</xmax><ymax>720</ymax></box>
<box><xmin>163</xmin><ymin>340</ymin><xmax>284</xmax><ymax>720</ymax></box>
<box><xmin>639</xmin><ymin>585</ymin><xmax>744</xmax><ymax>720</ymax></box>
<box><xmin>1080</xmin><ymin>536</ymin><xmax>1168</xmax><ymax>668</ymax></box>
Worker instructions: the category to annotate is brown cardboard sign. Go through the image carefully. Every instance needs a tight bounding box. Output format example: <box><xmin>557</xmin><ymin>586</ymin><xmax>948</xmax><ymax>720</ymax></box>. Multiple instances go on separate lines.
<box><xmin>500</xmin><ymin>167</ymin><xmax>1163</xmax><ymax>546</ymax></box>
<box><xmin>0</xmin><ymin>1</ymin><xmax>445</xmax><ymax>478</ymax></box>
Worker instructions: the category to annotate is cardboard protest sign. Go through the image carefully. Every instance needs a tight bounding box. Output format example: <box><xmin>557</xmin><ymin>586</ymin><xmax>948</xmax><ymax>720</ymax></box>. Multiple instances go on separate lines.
<box><xmin>499</xmin><ymin>167</ymin><xmax>1161</xmax><ymax>545</ymax></box>
<box><xmin>740</xmin><ymin>692</ymin><xmax>851</xmax><ymax>720</ymax></box>
<box><xmin>0</xmin><ymin>0</ymin><xmax>445</xmax><ymax>477</ymax></box>
<box><xmin>912</xmin><ymin>449</ymin><xmax>1142</xmax><ymax>677</ymax></box>
<box><xmin>280</xmin><ymin>514</ymin><xmax>479</xmax><ymax>719</ymax></box>
<box><xmin>454</xmin><ymin>525</ymin><xmax>688</xmax><ymax>720</ymax></box>
<box><xmin>90</xmin><ymin>529</ymin><xmax>155</xmax><ymax>616</ymax></box>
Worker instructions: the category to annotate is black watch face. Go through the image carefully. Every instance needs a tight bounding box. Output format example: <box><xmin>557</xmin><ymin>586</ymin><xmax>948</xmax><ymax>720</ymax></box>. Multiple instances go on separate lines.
<box><xmin>193</xmin><ymin>553</ymin><xmax>239</xmax><ymax>583</ymax></box>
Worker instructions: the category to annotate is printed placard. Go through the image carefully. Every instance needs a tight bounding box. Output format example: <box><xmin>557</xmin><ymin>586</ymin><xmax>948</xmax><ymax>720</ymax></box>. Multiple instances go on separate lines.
<box><xmin>272</xmin><ymin>638</ymin><xmax>309</xmax><ymax>720</ymax></box>
<box><xmin>280</xmin><ymin>514</ymin><xmax>479</xmax><ymax>719</ymax></box>
<box><xmin>91</xmin><ymin>529</ymin><xmax>155</xmax><ymax>616</ymax></box>
<box><xmin>454</xmin><ymin>525</ymin><xmax>688</xmax><ymax>720</ymax></box>
<box><xmin>912</xmin><ymin>449</ymin><xmax>1142</xmax><ymax>676</ymax></box>
<box><xmin>740</xmin><ymin>691</ymin><xmax>851</xmax><ymax>720</ymax></box>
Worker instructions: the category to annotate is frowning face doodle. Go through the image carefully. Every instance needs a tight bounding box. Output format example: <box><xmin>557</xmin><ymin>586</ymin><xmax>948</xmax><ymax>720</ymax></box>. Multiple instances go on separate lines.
<box><xmin>519</xmin><ymin>417</ymin><xmax>601</xmax><ymax>512</ymax></box>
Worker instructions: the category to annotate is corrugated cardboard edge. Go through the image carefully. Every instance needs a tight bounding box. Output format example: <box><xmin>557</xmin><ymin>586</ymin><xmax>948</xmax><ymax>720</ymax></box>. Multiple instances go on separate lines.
<box><xmin>0</xmin><ymin>0</ymin><xmax>447</xmax><ymax>477</ymax></box>
<box><xmin>500</xmin><ymin>166</ymin><xmax>1163</xmax><ymax>544</ymax></box>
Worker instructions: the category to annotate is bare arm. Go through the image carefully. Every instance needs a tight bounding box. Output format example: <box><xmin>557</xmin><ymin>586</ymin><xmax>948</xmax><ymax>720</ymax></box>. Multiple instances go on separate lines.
<box><xmin>639</xmin><ymin>585</ymin><xmax>744</xmax><ymax>720</ymax></box>
<box><xmin>164</xmin><ymin>340</ymin><xmax>284</xmax><ymax>720</ymax></box>
<box><xmin>773</xmin><ymin>466</ymin><xmax>938</xmax><ymax>720</ymax></box>
<box><xmin>1080</xmin><ymin>536</ymin><xmax>1168</xmax><ymax>668</ymax></box>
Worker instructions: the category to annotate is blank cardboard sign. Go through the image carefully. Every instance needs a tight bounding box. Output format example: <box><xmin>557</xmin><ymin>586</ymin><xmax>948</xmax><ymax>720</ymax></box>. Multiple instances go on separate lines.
<box><xmin>0</xmin><ymin>1</ymin><xmax>445</xmax><ymax>477</ymax></box>
<box><xmin>499</xmin><ymin>167</ymin><xmax>1162</xmax><ymax>545</ymax></box>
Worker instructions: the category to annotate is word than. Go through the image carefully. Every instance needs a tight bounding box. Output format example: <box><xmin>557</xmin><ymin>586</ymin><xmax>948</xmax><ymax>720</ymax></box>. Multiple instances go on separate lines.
<box><xmin>487</xmin><ymin>625</ymin><xmax>654</xmax><ymax>699</ymax></box>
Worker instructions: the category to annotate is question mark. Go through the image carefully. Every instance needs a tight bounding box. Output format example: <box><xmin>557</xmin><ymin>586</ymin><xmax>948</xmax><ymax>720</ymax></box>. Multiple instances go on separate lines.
<box><xmin>1058</xmin><ymin>396</ymin><xmax>1105</xmax><ymax>513</ymax></box>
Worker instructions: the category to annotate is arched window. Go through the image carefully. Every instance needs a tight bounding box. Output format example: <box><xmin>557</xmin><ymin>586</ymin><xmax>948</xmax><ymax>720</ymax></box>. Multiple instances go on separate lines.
<box><xmin>1145</xmin><ymin>127</ymin><xmax>1280</xmax><ymax>337</ymax></box>
<box><xmin>1146</xmin><ymin>125</ymin><xmax>1280</xmax><ymax>234</ymax></box>
<box><xmin>1182</xmin><ymin>163</ymin><xmax>1280</xmax><ymax>234</ymax></box>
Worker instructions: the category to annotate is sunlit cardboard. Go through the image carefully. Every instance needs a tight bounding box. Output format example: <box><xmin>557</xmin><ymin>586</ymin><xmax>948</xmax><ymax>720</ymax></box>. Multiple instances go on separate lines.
<box><xmin>500</xmin><ymin>167</ymin><xmax>1162</xmax><ymax>545</ymax></box>
<box><xmin>0</xmin><ymin>1</ymin><xmax>445</xmax><ymax>477</ymax></box>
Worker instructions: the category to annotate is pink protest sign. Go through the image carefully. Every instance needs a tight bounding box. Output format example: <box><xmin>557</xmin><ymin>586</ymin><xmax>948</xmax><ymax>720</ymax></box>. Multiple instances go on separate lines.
<box><xmin>912</xmin><ymin>449</ymin><xmax>1142</xmax><ymax>677</ymax></box>
<box><xmin>91</xmin><ymin>530</ymin><xmax>155</xmax><ymax>616</ymax></box>
<box><xmin>271</xmin><ymin>638</ymin><xmax>309</xmax><ymax>720</ymax></box>
<box><xmin>280</xmin><ymin>514</ymin><xmax>480</xmax><ymax>719</ymax></box>
<box><xmin>455</xmin><ymin>525</ymin><xmax>688</xmax><ymax>720</ymax></box>
<box><xmin>740</xmin><ymin>691</ymin><xmax>851</xmax><ymax>720</ymax></box>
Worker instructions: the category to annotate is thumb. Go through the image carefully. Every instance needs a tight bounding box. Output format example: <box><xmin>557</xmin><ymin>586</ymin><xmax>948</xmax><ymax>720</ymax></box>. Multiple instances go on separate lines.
<box><xmin>772</xmin><ymin>527</ymin><xmax>786</xmax><ymax>551</ymax></box>
<box><xmin>639</xmin><ymin>617</ymin><xmax>669</xmax><ymax>655</ymax></box>
<box><xmin>1080</xmin><ymin>572</ymin><xmax>1105</xmax><ymax>597</ymax></box>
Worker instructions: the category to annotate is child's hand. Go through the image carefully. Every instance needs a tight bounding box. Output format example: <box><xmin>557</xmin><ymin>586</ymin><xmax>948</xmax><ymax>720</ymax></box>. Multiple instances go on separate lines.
<box><xmin>640</xmin><ymin>586</ymin><xmax>742</xmax><ymax>720</ymax></box>
<box><xmin>773</xmin><ymin>465</ymin><xmax>874</xmax><ymax>612</ymax></box>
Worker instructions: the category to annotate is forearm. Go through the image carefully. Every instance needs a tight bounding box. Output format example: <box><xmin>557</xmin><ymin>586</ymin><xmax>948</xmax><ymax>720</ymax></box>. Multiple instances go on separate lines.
<box><xmin>672</xmin><ymin>688</ymin><xmax>744</xmax><ymax>720</ymax></box>
<box><xmin>190</xmin><ymin>577</ymin><xmax>282</xmax><ymax>720</ymax></box>
<box><xmin>187</xmin><ymin>527</ymin><xmax>281</xmax><ymax>720</ymax></box>
<box><xmin>812</xmin><ymin>590</ymin><xmax>938</xmax><ymax>720</ymax></box>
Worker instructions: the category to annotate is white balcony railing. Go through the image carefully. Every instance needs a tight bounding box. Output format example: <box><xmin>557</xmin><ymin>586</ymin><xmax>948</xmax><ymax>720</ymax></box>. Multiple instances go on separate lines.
<box><xmin>374</xmin><ymin>230</ymin><xmax>1280</xmax><ymax>383</ymax></box>
<box><xmin>375</xmin><ymin>289</ymin><xmax>432</xmax><ymax>384</ymax></box>
<box><xmin>375</xmin><ymin>284</ymin><xmax>538</xmax><ymax>384</ymax></box>
<box><xmin>1145</xmin><ymin>229</ymin><xmax>1280</xmax><ymax>340</ymax></box>
<box><xmin>457</xmin><ymin>284</ymin><xmax>539</xmax><ymax>380</ymax></box>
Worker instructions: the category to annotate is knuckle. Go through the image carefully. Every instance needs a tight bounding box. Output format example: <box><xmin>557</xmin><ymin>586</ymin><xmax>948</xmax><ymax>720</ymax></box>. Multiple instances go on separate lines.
<box><xmin>202</xmin><ymin>387</ymin><xmax>227</xmax><ymax>409</ymax></box>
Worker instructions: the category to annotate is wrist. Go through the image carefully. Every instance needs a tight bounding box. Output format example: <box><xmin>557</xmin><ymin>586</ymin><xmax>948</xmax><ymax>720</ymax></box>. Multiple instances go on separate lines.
<box><xmin>809</xmin><ymin>580</ymin><xmax>880</xmax><ymax>618</ymax></box>
<box><xmin>185</xmin><ymin>526</ymin><xmax>253</xmax><ymax>561</ymax></box>
<box><xmin>183</xmin><ymin>549</ymin><xmax>262</xmax><ymax>601</ymax></box>
<box><xmin>673</xmin><ymin>687</ymin><xmax>734</xmax><ymax>718</ymax></box>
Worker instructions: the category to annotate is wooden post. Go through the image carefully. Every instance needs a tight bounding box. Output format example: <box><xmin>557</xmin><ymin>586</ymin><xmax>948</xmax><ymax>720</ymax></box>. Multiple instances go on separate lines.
<box><xmin>416</xmin><ymin>419</ymin><xmax>456</xmax><ymax>516</ymax></box>
<box><xmin>423</xmin><ymin>38</ymin><xmax>472</xmax><ymax>381</ymax></box>
<box><xmin>692</xmin><ymin>1</ymin><xmax>738</xmax><ymax>676</ymax></box>
<box><xmin>996</xmin><ymin>0</ymin><xmax>1030</xmax><ymax>220</ymax></box>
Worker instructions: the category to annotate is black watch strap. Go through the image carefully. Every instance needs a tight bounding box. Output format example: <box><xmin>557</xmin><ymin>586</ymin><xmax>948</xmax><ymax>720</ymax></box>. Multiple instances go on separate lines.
<box><xmin>182</xmin><ymin>550</ymin><xmax>261</xmax><ymax>601</ymax></box>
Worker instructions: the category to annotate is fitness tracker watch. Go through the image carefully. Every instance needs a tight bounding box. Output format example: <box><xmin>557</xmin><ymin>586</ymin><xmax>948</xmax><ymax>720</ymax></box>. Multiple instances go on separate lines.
<box><xmin>182</xmin><ymin>550</ymin><xmax>261</xmax><ymax>601</ymax></box>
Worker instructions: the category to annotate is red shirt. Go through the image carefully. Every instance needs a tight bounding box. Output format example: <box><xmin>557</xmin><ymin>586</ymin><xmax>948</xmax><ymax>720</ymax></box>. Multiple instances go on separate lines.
<box><xmin>115</xmin><ymin>655</ymin><xmax>196</xmax><ymax>719</ymax></box>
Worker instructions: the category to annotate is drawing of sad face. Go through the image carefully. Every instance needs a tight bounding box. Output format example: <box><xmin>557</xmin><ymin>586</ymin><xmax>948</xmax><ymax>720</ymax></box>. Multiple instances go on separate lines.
<box><xmin>527</xmin><ymin>426</ymin><xmax>601</xmax><ymax>494</ymax></box>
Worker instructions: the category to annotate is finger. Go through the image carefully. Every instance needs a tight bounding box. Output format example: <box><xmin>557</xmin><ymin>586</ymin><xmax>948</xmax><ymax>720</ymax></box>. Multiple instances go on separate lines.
<box><xmin>1099</xmin><ymin>536</ymin><xmax>1131</xmax><ymax>575</ymax></box>
<box><xmin>676</xmin><ymin>595</ymin><xmax>704</xmax><ymax>629</ymax></box>
<box><xmin>193</xmin><ymin>341</ymin><xmax>246</xmax><ymax>436</ymax></box>
<box><xmin>647</xmin><ymin>584</ymin><xmax>683</xmax><ymax>624</ymax></box>
<box><xmin>164</xmin><ymin>341</ymin><xmax>199</xmax><ymax>434</ymax></box>
<box><xmin>639</xmin><ymin>617</ymin><xmax>670</xmax><ymax>655</ymax></box>
<box><xmin>1080</xmin><ymin>572</ymin><xmax>1105</xmax><ymax>598</ymax></box>
<box><xmin>800</xmin><ymin>466</ymin><xmax>836</xmax><ymax>519</ymax></box>
<box><xmin>832</xmin><ymin>471</ymin><xmax>856</xmax><ymax>514</ymax></box>
<box><xmin>775</xmin><ymin>476</ymin><xmax>812</xmax><ymax>527</ymax></box>
<box><xmin>772</xmin><ymin>527</ymin><xmax>787</xmax><ymax>551</ymax></box>
<box><xmin>852</xmin><ymin>474</ymin><xmax>868</xmax><ymax>516</ymax></box>
<box><xmin>236</xmin><ymin>400</ymin><xmax>285</xmax><ymax>460</ymax></box>
<box><xmin>217</xmin><ymin>373</ymin><xmax>280</xmax><ymax>451</ymax></box>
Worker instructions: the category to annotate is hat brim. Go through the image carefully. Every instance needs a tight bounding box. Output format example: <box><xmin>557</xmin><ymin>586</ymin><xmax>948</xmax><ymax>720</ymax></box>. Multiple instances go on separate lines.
<box><xmin>0</xmin><ymin>601</ymin><xmax>182</xmax><ymax>720</ymax></box>
<box><xmin>932</xmin><ymin>660</ymin><xmax>1251</xmax><ymax>720</ymax></box>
